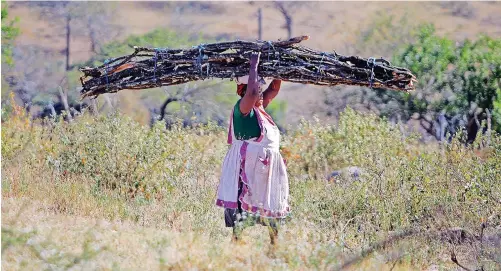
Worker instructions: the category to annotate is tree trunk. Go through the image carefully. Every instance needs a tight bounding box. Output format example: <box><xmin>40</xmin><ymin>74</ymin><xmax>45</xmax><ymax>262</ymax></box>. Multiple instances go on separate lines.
<box><xmin>65</xmin><ymin>15</ymin><xmax>71</xmax><ymax>71</ymax></box>
<box><xmin>275</xmin><ymin>2</ymin><xmax>293</xmax><ymax>39</ymax></box>
<box><xmin>258</xmin><ymin>8</ymin><xmax>262</xmax><ymax>40</ymax></box>
<box><xmin>285</xmin><ymin>15</ymin><xmax>292</xmax><ymax>39</ymax></box>
<box><xmin>486</xmin><ymin>109</ymin><xmax>491</xmax><ymax>146</ymax></box>
<box><xmin>48</xmin><ymin>102</ymin><xmax>57</xmax><ymax>118</ymax></box>
<box><xmin>88</xmin><ymin>18</ymin><xmax>98</xmax><ymax>53</ymax></box>
<box><xmin>437</xmin><ymin>113</ymin><xmax>447</xmax><ymax>142</ymax></box>
<box><xmin>90</xmin><ymin>29</ymin><xmax>97</xmax><ymax>53</ymax></box>
<box><xmin>58</xmin><ymin>86</ymin><xmax>73</xmax><ymax>122</ymax></box>
<box><xmin>90</xmin><ymin>99</ymin><xmax>98</xmax><ymax>116</ymax></box>
<box><xmin>466</xmin><ymin>113</ymin><xmax>480</xmax><ymax>144</ymax></box>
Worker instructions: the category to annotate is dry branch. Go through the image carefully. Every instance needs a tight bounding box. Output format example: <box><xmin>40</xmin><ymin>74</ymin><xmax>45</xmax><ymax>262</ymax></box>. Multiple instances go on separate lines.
<box><xmin>79</xmin><ymin>36</ymin><xmax>416</xmax><ymax>99</ymax></box>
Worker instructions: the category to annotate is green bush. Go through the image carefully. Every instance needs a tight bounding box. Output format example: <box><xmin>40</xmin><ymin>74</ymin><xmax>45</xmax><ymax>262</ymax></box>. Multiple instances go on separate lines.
<box><xmin>266</xmin><ymin>99</ymin><xmax>287</xmax><ymax>128</ymax></box>
<box><xmin>1</xmin><ymin>1</ymin><xmax>20</xmax><ymax>66</ymax></box>
<box><xmin>387</xmin><ymin>25</ymin><xmax>501</xmax><ymax>133</ymax></box>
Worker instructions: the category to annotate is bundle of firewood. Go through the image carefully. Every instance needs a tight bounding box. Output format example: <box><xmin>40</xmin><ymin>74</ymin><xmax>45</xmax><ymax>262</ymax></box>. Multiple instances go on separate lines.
<box><xmin>79</xmin><ymin>36</ymin><xmax>416</xmax><ymax>98</ymax></box>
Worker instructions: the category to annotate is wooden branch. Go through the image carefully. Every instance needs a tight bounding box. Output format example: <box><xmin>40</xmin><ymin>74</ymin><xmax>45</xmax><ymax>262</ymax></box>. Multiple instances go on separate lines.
<box><xmin>79</xmin><ymin>36</ymin><xmax>416</xmax><ymax>99</ymax></box>
<box><xmin>451</xmin><ymin>249</ymin><xmax>473</xmax><ymax>271</ymax></box>
<box><xmin>159</xmin><ymin>97</ymin><xmax>179</xmax><ymax>121</ymax></box>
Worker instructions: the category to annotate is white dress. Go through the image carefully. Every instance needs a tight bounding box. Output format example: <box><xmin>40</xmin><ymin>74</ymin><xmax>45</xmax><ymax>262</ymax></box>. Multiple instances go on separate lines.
<box><xmin>216</xmin><ymin>106</ymin><xmax>290</xmax><ymax>219</ymax></box>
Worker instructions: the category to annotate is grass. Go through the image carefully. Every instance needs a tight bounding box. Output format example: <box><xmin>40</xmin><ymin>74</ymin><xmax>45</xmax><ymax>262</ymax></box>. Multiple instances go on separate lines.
<box><xmin>2</xmin><ymin>96</ymin><xmax>501</xmax><ymax>270</ymax></box>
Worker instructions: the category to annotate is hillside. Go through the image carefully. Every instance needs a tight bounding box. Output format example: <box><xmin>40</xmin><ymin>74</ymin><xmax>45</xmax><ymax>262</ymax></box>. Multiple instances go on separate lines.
<box><xmin>3</xmin><ymin>3</ymin><xmax>501</xmax><ymax>269</ymax></box>
<box><xmin>8</xmin><ymin>1</ymin><xmax>501</xmax><ymax>123</ymax></box>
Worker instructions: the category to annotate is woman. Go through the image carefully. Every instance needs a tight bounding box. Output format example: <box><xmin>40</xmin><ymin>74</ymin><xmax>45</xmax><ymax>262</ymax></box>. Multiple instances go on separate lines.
<box><xmin>216</xmin><ymin>52</ymin><xmax>289</xmax><ymax>245</ymax></box>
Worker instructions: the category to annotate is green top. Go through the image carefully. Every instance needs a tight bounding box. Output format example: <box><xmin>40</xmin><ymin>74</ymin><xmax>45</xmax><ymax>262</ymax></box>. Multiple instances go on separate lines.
<box><xmin>233</xmin><ymin>99</ymin><xmax>261</xmax><ymax>140</ymax></box>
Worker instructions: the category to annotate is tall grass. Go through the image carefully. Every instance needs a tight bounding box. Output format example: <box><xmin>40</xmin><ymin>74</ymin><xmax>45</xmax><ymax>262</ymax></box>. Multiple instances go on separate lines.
<box><xmin>2</xmin><ymin>96</ymin><xmax>500</xmax><ymax>270</ymax></box>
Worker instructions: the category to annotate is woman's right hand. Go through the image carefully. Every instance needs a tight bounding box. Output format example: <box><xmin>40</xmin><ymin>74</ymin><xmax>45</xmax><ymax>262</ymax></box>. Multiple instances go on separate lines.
<box><xmin>250</xmin><ymin>52</ymin><xmax>261</xmax><ymax>68</ymax></box>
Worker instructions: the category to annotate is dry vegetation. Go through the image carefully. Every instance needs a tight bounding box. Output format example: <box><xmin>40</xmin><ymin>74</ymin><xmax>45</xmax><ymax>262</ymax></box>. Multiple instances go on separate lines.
<box><xmin>2</xmin><ymin>95</ymin><xmax>500</xmax><ymax>270</ymax></box>
<box><xmin>3</xmin><ymin>2</ymin><xmax>501</xmax><ymax>270</ymax></box>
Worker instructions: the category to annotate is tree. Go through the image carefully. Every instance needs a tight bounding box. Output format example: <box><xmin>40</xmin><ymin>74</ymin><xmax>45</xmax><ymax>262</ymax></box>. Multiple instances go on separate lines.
<box><xmin>31</xmin><ymin>2</ymin><xmax>119</xmax><ymax>71</ymax></box>
<box><xmin>355</xmin><ymin>11</ymin><xmax>418</xmax><ymax>58</ymax></box>
<box><xmin>84</xmin><ymin>2</ymin><xmax>121</xmax><ymax>54</ymax></box>
<box><xmin>272</xmin><ymin>2</ymin><xmax>305</xmax><ymax>39</ymax></box>
<box><xmin>381</xmin><ymin>25</ymin><xmax>501</xmax><ymax>140</ymax></box>
<box><xmin>494</xmin><ymin>90</ymin><xmax>501</xmax><ymax>132</ymax></box>
<box><xmin>324</xmin><ymin>22</ymin><xmax>501</xmax><ymax>141</ymax></box>
<box><xmin>1</xmin><ymin>1</ymin><xmax>20</xmax><ymax>66</ymax></box>
<box><xmin>1</xmin><ymin>1</ymin><xmax>20</xmax><ymax>120</ymax></box>
<box><xmin>23</xmin><ymin>2</ymin><xmax>120</xmax><ymax>120</ymax></box>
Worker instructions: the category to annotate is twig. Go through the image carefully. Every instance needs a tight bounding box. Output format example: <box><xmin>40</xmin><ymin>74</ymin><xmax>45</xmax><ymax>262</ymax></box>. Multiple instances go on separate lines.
<box><xmin>338</xmin><ymin>228</ymin><xmax>417</xmax><ymax>270</ymax></box>
<box><xmin>389</xmin><ymin>254</ymin><xmax>404</xmax><ymax>271</ymax></box>
<box><xmin>451</xmin><ymin>249</ymin><xmax>472</xmax><ymax>271</ymax></box>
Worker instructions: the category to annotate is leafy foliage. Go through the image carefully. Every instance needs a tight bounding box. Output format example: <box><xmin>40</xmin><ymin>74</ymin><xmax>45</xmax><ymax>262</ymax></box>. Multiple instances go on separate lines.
<box><xmin>356</xmin><ymin>11</ymin><xmax>418</xmax><ymax>59</ymax></box>
<box><xmin>369</xmin><ymin>24</ymin><xmax>501</xmax><ymax>136</ymax></box>
<box><xmin>375</xmin><ymin>24</ymin><xmax>456</xmax><ymax>119</ymax></box>
<box><xmin>1</xmin><ymin>2</ymin><xmax>20</xmax><ymax>120</ymax></box>
<box><xmin>1</xmin><ymin>1</ymin><xmax>20</xmax><ymax>66</ymax></box>
<box><xmin>494</xmin><ymin>89</ymin><xmax>501</xmax><ymax>128</ymax></box>
<box><xmin>451</xmin><ymin>36</ymin><xmax>501</xmax><ymax>115</ymax></box>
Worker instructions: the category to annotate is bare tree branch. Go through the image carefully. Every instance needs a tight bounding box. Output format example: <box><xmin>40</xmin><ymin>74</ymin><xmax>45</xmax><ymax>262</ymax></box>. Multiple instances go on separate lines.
<box><xmin>274</xmin><ymin>2</ymin><xmax>293</xmax><ymax>39</ymax></box>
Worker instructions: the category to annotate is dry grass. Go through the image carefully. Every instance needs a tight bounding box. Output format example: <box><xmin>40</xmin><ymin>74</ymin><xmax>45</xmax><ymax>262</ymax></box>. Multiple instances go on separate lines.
<box><xmin>3</xmin><ymin>198</ymin><xmax>423</xmax><ymax>271</ymax></box>
<box><xmin>2</xmin><ymin>96</ymin><xmax>500</xmax><ymax>270</ymax></box>
<box><xmin>3</xmin><ymin>2</ymin><xmax>501</xmax><ymax>269</ymax></box>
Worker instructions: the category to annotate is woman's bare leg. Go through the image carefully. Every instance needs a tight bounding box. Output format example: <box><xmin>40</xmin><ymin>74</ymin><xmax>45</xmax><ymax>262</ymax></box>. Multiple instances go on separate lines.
<box><xmin>269</xmin><ymin>226</ymin><xmax>278</xmax><ymax>245</ymax></box>
<box><xmin>233</xmin><ymin>226</ymin><xmax>242</xmax><ymax>242</ymax></box>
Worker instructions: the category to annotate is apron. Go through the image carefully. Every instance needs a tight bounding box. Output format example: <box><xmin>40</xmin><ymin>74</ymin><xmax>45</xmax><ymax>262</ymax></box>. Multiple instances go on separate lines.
<box><xmin>216</xmin><ymin>106</ymin><xmax>290</xmax><ymax>219</ymax></box>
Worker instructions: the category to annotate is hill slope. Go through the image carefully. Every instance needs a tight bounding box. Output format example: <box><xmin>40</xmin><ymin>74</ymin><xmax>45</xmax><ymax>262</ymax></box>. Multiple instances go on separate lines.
<box><xmin>8</xmin><ymin>1</ymin><xmax>501</xmax><ymax>123</ymax></box>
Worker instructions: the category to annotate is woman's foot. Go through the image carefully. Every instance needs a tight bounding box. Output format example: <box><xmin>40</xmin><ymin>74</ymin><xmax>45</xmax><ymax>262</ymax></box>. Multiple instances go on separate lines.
<box><xmin>267</xmin><ymin>230</ymin><xmax>278</xmax><ymax>258</ymax></box>
<box><xmin>232</xmin><ymin>226</ymin><xmax>243</xmax><ymax>244</ymax></box>
<box><xmin>269</xmin><ymin>227</ymin><xmax>278</xmax><ymax>246</ymax></box>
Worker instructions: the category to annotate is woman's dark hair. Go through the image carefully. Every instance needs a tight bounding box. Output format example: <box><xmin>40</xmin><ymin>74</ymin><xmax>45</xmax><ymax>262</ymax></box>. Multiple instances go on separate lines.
<box><xmin>237</xmin><ymin>84</ymin><xmax>247</xmax><ymax>97</ymax></box>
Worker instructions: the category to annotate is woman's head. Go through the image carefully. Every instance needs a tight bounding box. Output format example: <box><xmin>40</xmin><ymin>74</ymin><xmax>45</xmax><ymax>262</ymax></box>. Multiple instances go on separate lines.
<box><xmin>236</xmin><ymin>84</ymin><xmax>264</xmax><ymax>106</ymax></box>
<box><xmin>236</xmin><ymin>75</ymin><xmax>266</xmax><ymax>106</ymax></box>
<box><xmin>237</xmin><ymin>84</ymin><xmax>247</xmax><ymax>97</ymax></box>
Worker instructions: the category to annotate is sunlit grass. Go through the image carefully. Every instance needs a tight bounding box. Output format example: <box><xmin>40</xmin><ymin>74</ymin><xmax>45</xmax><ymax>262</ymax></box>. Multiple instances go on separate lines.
<box><xmin>2</xmin><ymin>97</ymin><xmax>500</xmax><ymax>270</ymax></box>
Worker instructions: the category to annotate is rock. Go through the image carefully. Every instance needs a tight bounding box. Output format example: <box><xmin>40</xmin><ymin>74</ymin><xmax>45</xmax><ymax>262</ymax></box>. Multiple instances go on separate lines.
<box><xmin>327</xmin><ymin>166</ymin><xmax>363</xmax><ymax>183</ymax></box>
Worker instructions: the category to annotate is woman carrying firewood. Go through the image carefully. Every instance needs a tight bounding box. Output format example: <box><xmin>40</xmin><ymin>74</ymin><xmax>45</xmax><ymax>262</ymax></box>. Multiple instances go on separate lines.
<box><xmin>216</xmin><ymin>52</ymin><xmax>289</xmax><ymax>245</ymax></box>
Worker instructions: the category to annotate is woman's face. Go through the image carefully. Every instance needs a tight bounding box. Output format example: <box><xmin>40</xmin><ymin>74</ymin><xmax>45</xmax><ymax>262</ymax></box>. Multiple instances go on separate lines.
<box><xmin>237</xmin><ymin>84</ymin><xmax>264</xmax><ymax>107</ymax></box>
<box><xmin>255</xmin><ymin>97</ymin><xmax>263</xmax><ymax>107</ymax></box>
<box><xmin>254</xmin><ymin>89</ymin><xmax>264</xmax><ymax>107</ymax></box>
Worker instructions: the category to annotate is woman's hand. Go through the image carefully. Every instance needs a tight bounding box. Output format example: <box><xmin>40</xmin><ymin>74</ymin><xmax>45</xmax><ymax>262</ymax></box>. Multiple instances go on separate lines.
<box><xmin>250</xmin><ymin>52</ymin><xmax>260</xmax><ymax>69</ymax></box>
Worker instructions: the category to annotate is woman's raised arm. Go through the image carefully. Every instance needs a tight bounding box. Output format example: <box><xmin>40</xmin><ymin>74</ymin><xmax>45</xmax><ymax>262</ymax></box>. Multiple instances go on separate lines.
<box><xmin>262</xmin><ymin>79</ymin><xmax>282</xmax><ymax>108</ymax></box>
<box><xmin>239</xmin><ymin>52</ymin><xmax>261</xmax><ymax>114</ymax></box>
